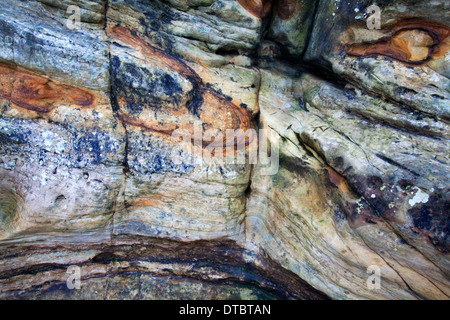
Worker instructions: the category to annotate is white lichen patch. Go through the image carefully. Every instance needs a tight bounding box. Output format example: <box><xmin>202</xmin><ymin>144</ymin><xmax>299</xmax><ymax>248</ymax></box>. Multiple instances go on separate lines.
<box><xmin>408</xmin><ymin>188</ymin><xmax>429</xmax><ymax>207</ymax></box>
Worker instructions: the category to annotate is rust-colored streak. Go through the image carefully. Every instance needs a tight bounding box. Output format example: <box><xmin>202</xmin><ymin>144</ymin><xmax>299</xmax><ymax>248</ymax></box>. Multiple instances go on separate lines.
<box><xmin>200</xmin><ymin>87</ymin><xmax>251</xmax><ymax>133</ymax></box>
<box><xmin>0</xmin><ymin>65</ymin><xmax>14</xmax><ymax>101</ymax></box>
<box><xmin>346</xmin><ymin>20</ymin><xmax>450</xmax><ymax>64</ymax></box>
<box><xmin>237</xmin><ymin>0</ymin><xmax>273</xmax><ymax>19</ymax></box>
<box><xmin>276</xmin><ymin>0</ymin><xmax>296</xmax><ymax>20</ymax></box>
<box><xmin>118</xmin><ymin>113</ymin><xmax>178</xmax><ymax>137</ymax></box>
<box><xmin>126</xmin><ymin>194</ymin><xmax>170</xmax><ymax>208</ymax></box>
<box><xmin>109</xmin><ymin>26</ymin><xmax>201</xmax><ymax>83</ymax></box>
<box><xmin>119</xmin><ymin>111</ymin><xmax>253</xmax><ymax>156</ymax></box>
<box><xmin>109</xmin><ymin>26</ymin><xmax>255</xmax><ymax>156</ymax></box>
<box><xmin>326</xmin><ymin>167</ymin><xmax>354</xmax><ymax>196</ymax></box>
<box><xmin>0</xmin><ymin>64</ymin><xmax>94</xmax><ymax>113</ymax></box>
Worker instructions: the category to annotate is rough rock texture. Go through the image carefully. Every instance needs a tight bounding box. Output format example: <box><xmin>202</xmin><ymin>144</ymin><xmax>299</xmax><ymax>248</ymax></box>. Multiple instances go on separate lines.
<box><xmin>0</xmin><ymin>0</ymin><xmax>449</xmax><ymax>300</ymax></box>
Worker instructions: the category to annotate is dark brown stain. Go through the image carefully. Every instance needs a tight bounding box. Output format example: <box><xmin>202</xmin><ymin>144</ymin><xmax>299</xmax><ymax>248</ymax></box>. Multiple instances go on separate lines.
<box><xmin>407</xmin><ymin>191</ymin><xmax>450</xmax><ymax>254</ymax></box>
<box><xmin>346</xmin><ymin>20</ymin><xmax>450</xmax><ymax>64</ymax></box>
<box><xmin>237</xmin><ymin>0</ymin><xmax>273</xmax><ymax>19</ymax></box>
<box><xmin>275</xmin><ymin>0</ymin><xmax>296</xmax><ymax>20</ymax></box>
<box><xmin>237</xmin><ymin>0</ymin><xmax>296</xmax><ymax>20</ymax></box>
<box><xmin>0</xmin><ymin>64</ymin><xmax>94</xmax><ymax>113</ymax></box>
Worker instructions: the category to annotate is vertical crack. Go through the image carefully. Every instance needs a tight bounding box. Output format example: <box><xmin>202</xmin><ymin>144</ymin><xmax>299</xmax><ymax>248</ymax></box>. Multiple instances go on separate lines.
<box><xmin>243</xmin><ymin>67</ymin><xmax>263</xmax><ymax>245</ymax></box>
<box><xmin>104</xmin><ymin>0</ymin><xmax>127</xmax><ymax>244</ymax></box>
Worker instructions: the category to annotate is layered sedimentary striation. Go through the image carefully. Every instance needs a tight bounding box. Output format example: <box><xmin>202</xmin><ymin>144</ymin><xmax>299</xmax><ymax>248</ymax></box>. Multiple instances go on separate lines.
<box><xmin>0</xmin><ymin>0</ymin><xmax>449</xmax><ymax>300</ymax></box>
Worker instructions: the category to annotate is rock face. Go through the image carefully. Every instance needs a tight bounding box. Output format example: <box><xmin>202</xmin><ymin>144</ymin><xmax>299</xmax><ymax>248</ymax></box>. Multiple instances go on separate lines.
<box><xmin>0</xmin><ymin>0</ymin><xmax>448</xmax><ymax>300</ymax></box>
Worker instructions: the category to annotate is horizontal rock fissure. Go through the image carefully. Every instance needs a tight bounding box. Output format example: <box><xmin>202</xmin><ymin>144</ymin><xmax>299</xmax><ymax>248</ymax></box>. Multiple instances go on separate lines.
<box><xmin>0</xmin><ymin>237</ymin><xmax>330</xmax><ymax>300</ymax></box>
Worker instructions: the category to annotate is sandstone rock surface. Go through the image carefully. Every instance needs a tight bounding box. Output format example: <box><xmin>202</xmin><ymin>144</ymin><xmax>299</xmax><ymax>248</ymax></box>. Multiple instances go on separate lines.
<box><xmin>0</xmin><ymin>0</ymin><xmax>449</xmax><ymax>300</ymax></box>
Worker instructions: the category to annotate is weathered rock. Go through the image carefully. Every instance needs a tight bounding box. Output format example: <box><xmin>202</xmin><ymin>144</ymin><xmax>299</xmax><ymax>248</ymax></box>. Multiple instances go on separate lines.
<box><xmin>304</xmin><ymin>0</ymin><xmax>450</xmax><ymax>121</ymax></box>
<box><xmin>267</xmin><ymin>0</ymin><xmax>318</xmax><ymax>57</ymax></box>
<box><xmin>0</xmin><ymin>0</ymin><xmax>449</xmax><ymax>300</ymax></box>
<box><xmin>0</xmin><ymin>0</ymin><xmax>109</xmax><ymax>91</ymax></box>
<box><xmin>0</xmin><ymin>237</ymin><xmax>328</xmax><ymax>300</ymax></box>
<box><xmin>246</xmin><ymin>68</ymin><xmax>450</xmax><ymax>299</ymax></box>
